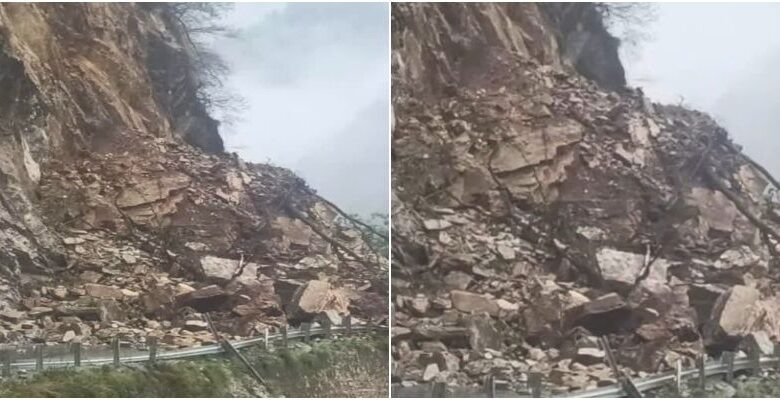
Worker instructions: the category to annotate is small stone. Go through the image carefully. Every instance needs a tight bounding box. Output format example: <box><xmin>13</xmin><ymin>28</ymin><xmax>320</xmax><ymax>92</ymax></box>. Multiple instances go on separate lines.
<box><xmin>443</xmin><ymin>271</ymin><xmax>472</xmax><ymax>290</ymax></box>
<box><xmin>0</xmin><ymin>310</ymin><xmax>25</xmax><ymax>322</ymax></box>
<box><xmin>496</xmin><ymin>244</ymin><xmax>516</xmax><ymax>261</ymax></box>
<box><xmin>408</xmin><ymin>297</ymin><xmax>430</xmax><ymax>316</ymax></box>
<box><xmin>84</xmin><ymin>283</ymin><xmax>124</xmax><ymax>300</ymax></box>
<box><xmin>496</xmin><ymin>299</ymin><xmax>520</xmax><ymax>312</ymax></box>
<box><xmin>52</xmin><ymin>286</ymin><xmax>69</xmax><ymax>300</ymax></box>
<box><xmin>62</xmin><ymin>330</ymin><xmax>77</xmax><ymax>343</ymax></box>
<box><xmin>450</xmin><ymin>290</ymin><xmax>499</xmax><ymax>316</ymax></box>
<box><xmin>744</xmin><ymin>331</ymin><xmax>774</xmax><ymax>355</ymax></box>
<box><xmin>528</xmin><ymin>347</ymin><xmax>546</xmax><ymax>361</ymax></box>
<box><xmin>575</xmin><ymin>348</ymin><xmax>605</xmax><ymax>365</ymax></box>
<box><xmin>184</xmin><ymin>320</ymin><xmax>209</xmax><ymax>331</ymax></box>
<box><xmin>422</xmin><ymin>363</ymin><xmax>440</xmax><ymax>381</ymax></box>
<box><xmin>423</xmin><ymin>219</ymin><xmax>452</xmax><ymax>231</ymax></box>
<box><xmin>63</xmin><ymin>237</ymin><xmax>85</xmax><ymax>245</ymax></box>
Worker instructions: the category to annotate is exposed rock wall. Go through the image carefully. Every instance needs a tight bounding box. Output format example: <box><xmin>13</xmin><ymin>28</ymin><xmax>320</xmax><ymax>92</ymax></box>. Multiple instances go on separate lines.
<box><xmin>392</xmin><ymin>3</ymin><xmax>780</xmax><ymax>392</ymax></box>
<box><xmin>0</xmin><ymin>3</ymin><xmax>386</xmax><ymax>347</ymax></box>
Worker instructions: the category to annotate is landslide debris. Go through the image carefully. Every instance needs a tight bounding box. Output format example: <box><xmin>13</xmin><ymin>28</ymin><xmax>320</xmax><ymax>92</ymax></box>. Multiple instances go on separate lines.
<box><xmin>391</xmin><ymin>2</ymin><xmax>780</xmax><ymax>393</ymax></box>
<box><xmin>0</xmin><ymin>3</ymin><xmax>387</xmax><ymax>350</ymax></box>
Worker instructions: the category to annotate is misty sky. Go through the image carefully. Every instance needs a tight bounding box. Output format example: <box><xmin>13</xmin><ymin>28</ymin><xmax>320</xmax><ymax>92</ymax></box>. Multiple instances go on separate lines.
<box><xmin>622</xmin><ymin>3</ymin><xmax>780</xmax><ymax>178</ymax></box>
<box><xmin>212</xmin><ymin>3</ymin><xmax>389</xmax><ymax>217</ymax></box>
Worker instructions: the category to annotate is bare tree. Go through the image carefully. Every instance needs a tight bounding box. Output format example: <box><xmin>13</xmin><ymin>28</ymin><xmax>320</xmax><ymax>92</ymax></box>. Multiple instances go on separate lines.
<box><xmin>594</xmin><ymin>3</ymin><xmax>658</xmax><ymax>55</ymax></box>
<box><xmin>157</xmin><ymin>3</ymin><xmax>246</xmax><ymax>128</ymax></box>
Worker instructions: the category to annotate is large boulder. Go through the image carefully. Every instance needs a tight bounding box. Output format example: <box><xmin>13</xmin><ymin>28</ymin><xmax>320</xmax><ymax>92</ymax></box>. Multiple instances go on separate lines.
<box><xmin>176</xmin><ymin>285</ymin><xmax>229</xmax><ymax>312</ymax></box>
<box><xmin>704</xmin><ymin>285</ymin><xmax>760</xmax><ymax>345</ymax></box>
<box><xmin>450</xmin><ymin>290</ymin><xmax>499</xmax><ymax>317</ymax></box>
<box><xmin>200</xmin><ymin>255</ymin><xmax>259</xmax><ymax>285</ymax></box>
<box><xmin>287</xmin><ymin>280</ymin><xmax>349</xmax><ymax>322</ymax></box>
<box><xmin>595</xmin><ymin>248</ymin><xmax>671</xmax><ymax>293</ymax></box>
<box><xmin>564</xmin><ymin>293</ymin><xmax>631</xmax><ymax>335</ymax></box>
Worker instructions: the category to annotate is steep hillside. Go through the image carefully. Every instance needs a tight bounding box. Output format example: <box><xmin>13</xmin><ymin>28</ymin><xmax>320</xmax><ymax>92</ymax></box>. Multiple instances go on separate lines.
<box><xmin>391</xmin><ymin>3</ymin><xmax>780</xmax><ymax>392</ymax></box>
<box><xmin>0</xmin><ymin>3</ymin><xmax>386</xmax><ymax>349</ymax></box>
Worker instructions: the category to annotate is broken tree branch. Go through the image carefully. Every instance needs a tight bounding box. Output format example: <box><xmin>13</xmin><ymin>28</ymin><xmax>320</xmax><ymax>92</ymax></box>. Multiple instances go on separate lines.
<box><xmin>309</xmin><ymin>192</ymin><xmax>388</xmax><ymax>241</ymax></box>
<box><xmin>703</xmin><ymin>165</ymin><xmax>780</xmax><ymax>243</ymax></box>
<box><xmin>284</xmin><ymin>204</ymin><xmax>372</xmax><ymax>268</ymax></box>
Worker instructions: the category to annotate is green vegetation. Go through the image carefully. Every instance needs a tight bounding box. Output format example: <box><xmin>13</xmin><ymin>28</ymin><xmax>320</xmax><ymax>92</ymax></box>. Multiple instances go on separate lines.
<box><xmin>249</xmin><ymin>334</ymin><xmax>388</xmax><ymax>397</ymax></box>
<box><xmin>0</xmin><ymin>334</ymin><xmax>387</xmax><ymax>398</ymax></box>
<box><xmin>0</xmin><ymin>359</ymin><xmax>241</xmax><ymax>398</ymax></box>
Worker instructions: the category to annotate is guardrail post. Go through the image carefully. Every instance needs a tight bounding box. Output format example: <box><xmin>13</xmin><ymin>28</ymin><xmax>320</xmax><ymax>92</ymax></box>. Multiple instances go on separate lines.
<box><xmin>722</xmin><ymin>351</ymin><xmax>735</xmax><ymax>383</ymax></box>
<box><xmin>73</xmin><ymin>342</ymin><xmax>81</xmax><ymax>367</ymax></box>
<box><xmin>529</xmin><ymin>372</ymin><xmax>542</xmax><ymax>397</ymax></box>
<box><xmin>675</xmin><ymin>359</ymin><xmax>682</xmax><ymax>394</ymax></box>
<box><xmin>432</xmin><ymin>381</ymin><xmax>446</xmax><ymax>397</ymax></box>
<box><xmin>281</xmin><ymin>325</ymin><xmax>288</xmax><ymax>348</ymax></box>
<box><xmin>774</xmin><ymin>343</ymin><xmax>780</xmax><ymax>370</ymax></box>
<box><xmin>148</xmin><ymin>336</ymin><xmax>158</xmax><ymax>364</ymax></box>
<box><xmin>749</xmin><ymin>343</ymin><xmax>761</xmax><ymax>375</ymax></box>
<box><xmin>345</xmin><ymin>315</ymin><xmax>352</xmax><ymax>335</ymax></box>
<box><xmin>35</xmin><ymin>344</ymin><xmax>44</xmax><ymax>371</ymax></box>
<box><xmin>697</xmin><ymin>354</ymin><xmax>706</xmax><ymax>390</ymax></box>
<box><xmin>323</xmin><ymin>318</ymin><xmax>332</xmax><ymax>339</ymax></box>
<box><xmin>303</xmin><ymin>322</ymin><xmax>311</xmax><ymax>341</ymax></box>
<box><xmin>264</xmin><ymin>328</ymin><xmax>269</xmax><ymax>350</ymax></box>
<box><xmin>483</xmin><ymin>374</ymin><xmax>496</xmax><ymax>397</ymax></box>
<box><xmin>112</xmin><ymin>337</ymin><xmax>120</xmax><ymax>367</ymax></box>
<box><xmin>1</xmin><ymin>349</ymin><xmax>11</xmax><ymax>377</ymax></box>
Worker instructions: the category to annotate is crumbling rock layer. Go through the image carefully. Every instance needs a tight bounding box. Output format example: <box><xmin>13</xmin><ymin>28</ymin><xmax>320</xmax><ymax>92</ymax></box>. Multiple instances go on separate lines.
<box><xmin>0</xmin><ymin>3</ymin><xmax>386</xmax><ymax>349</ymax></box>
<box><xmin>391</xmin><ymin>3</ymin><xmax>780</xmax><ymax>393</ymax></box>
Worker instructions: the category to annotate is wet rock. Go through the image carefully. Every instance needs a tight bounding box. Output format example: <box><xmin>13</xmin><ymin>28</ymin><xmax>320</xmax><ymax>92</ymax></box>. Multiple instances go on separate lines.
<box><xmin>450</xmin><ymin>290</ymin><xmax>499</xmax><ymax>317</ymax></box>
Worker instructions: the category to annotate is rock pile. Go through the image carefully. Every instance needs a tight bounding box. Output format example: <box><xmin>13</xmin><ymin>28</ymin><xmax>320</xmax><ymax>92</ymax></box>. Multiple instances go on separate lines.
<box><xmin>391</xmin><ymin>2</ymin><xmax>780</xmax><ymax>392</ymax></box>
<box><xmin>0</xmin><ymin>3</ymin><xmax>387</xmax><ymax>350</ymax></box>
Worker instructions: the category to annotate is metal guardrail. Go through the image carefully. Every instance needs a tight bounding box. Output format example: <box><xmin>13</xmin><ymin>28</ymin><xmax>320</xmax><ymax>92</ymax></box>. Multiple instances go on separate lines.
<box><xmin>1</xmin><ymin>323</ymin><xmax>385</xmax><ymax>372</ymax></box>
<box><xmin>567</xmin><ymin>353</ymin><xmax>776</xmax><ymax>398</ymax></box>
<box><xmin>393</xmin><ymin>350</ymin><xmax>777</xmax><ymax>398</ymax></box>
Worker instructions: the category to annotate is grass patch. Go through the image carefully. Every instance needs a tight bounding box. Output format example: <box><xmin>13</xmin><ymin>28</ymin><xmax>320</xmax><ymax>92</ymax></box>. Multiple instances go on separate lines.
<box><xmin>0</xmin><ymin>334</ymin><xmax>387</xmax><ymax>397</ymax></box>
<box><xmin>0</xmin><ymin>359</ymin><xmax>237</xmax><ymax>397</ymax></box>
<box><xmin>248</xmin><ymin>333</ymin><xmax>388</xmax><ymax>397</ymax></box>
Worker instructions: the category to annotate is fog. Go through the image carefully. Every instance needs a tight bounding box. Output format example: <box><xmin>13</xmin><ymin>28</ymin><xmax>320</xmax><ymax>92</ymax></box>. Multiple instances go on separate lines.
<box><xmin>623</xmin><ymin>3</ymin><xmax>780</xmax><ymax>178</ymax></box>
<box><xmin>212</xmin><ymin>3</ymin><xmax>389</xmax><ymax>217</ymax></box>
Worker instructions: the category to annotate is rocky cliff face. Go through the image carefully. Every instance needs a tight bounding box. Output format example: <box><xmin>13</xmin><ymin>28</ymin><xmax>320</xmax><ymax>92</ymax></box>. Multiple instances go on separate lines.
<box><xmin>392</xmin><ymin>3</ymin><xmax>780</xmax><ymax>392</ymax></box>
<box><xmin>0</xmin><ymin>3</ymin><xmax>386</xmax><ymax>348</ymax></box>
